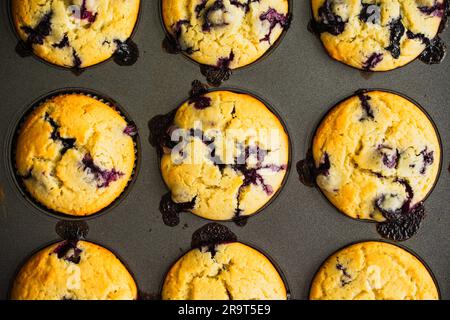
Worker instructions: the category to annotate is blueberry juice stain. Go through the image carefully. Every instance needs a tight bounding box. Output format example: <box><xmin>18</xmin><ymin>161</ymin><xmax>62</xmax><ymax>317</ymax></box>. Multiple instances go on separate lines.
<box><xmin>113</xmin><ymin>39</ymin><xmax>139</xmax><ymax>66</ymax></box>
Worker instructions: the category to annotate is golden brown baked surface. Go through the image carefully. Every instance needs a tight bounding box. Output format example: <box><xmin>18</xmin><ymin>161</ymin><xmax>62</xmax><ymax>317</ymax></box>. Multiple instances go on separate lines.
<box><xmin>11</xmin><ymin>241</ymin><xmax>137</xmax><ymax>300</ymax></box>
<box><xmin>310</xmin><ymin>241</ymin><xmax>439</xmax><ymax>300</ymax></box>
<box><xmin>162</xmin><ymin>0</ymin><xmax>290</xmax><ymax>68</ymax></box>
<box><xmin>312</xmin><ymin>90</ymin><xmax>440</xmax><ymax>222</ymax></box>
<box><xmin>15</xmin><ymin>94</ymin><xmax>136</xmax><ymax>216</ymax></box>
<box><xmin>12</xmin><ymin>0</ymin><xmax>140</xmax><ymax>68</ymax></box>
<box><xmin>162</xmin><ymin>242</ymin><xmax>287</xmax><ymax>300</ymax></box>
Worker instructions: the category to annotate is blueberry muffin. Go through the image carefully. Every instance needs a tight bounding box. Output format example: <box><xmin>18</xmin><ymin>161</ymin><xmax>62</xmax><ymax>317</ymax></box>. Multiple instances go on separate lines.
<box><xmin>15</xmin><ymin>94</ymin><xmax>136</xmax><ymax>216</ymax></box>
<box><xmin>162</xmin><ymin>242</ymin><xmax>287</xmax><ymax>300</ymax></box>
<box><xmin>162</xmin><ymin>0</ymin><xmax>290</xmax><ymax>68</ymax></box>
<box><xmin>159</xmin><ymin>90</ymin><xmax>289</xmax><ymax>221</ymax></box>
<box><xmin>12</xmin><ymin>0</ymin><xmax>140</xmax><ymax>68</ymax></box>
<box><xmin>310</xmin><ymin>241</ymin><xmax>439</xmax><ymax>300</ymax></box>
<box><xmin>10</xmin><ymin>241</ymin><xmax>137</xmax><ymax>300</ymax></box>
<box><xmin>310</xmin><ymin>0</ymin><xmax>447</xmax><ymax>71</ymax></box>
<box><xmin>312</xmin><ymin>91</ymin><xmax>440</xmax><ymax>224</ymax></box>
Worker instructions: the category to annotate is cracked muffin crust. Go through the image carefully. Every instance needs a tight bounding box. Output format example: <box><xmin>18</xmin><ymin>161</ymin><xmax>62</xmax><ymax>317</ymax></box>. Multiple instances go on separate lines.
<box><xmin>311</xmin><ymin>0</ymin><xmax>446</xmax><ymax>71</ymax></box>
<box><xmin>159</xmin><ymin>90</ymin><xmax>289</xmax><ymax>221</ymax></box>
<box><xmin>10</xmin><ymin>241</ymin><xmax>137</xmax><ymax>300</ymax></box>
<box><xmin>12</xmin><ymin>0</ymin><xmax>140</xmax><ymax>68</ymax></box>
<box><xmin>312</xmin><ymin>91</ymin><xmax>440</xmax><ymax>222</ymax></box>
<box><xmin>15</xmin><ymin>94</ymin><xmax>136</xmax><ymax>216</ymax></box>
<box><xmin>162</xmin><ymin>0</ymin><xmax>290</xmax><ymax>68</ymax></box>
<box><xmin>162</xmin><ymin>242</ymin><xmax>287</xmax><ymax>300</ymax></box>
<box><xmin>310</xmin><ymin>241</ymin><xmax>439</xmax><ymax>300</ymax></box>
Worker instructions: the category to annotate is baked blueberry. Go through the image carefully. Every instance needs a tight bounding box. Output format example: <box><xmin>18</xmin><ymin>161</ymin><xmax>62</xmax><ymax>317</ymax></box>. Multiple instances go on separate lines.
<box><xmin>162</xmin><ymin>241</ymin><xmax>287</xmax><ymax>300</ymax></box>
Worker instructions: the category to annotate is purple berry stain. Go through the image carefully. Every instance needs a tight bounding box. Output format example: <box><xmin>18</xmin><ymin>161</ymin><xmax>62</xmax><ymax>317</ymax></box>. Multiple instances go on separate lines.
<box><xmin>159</xmin><ymin>193</ymin><xmax>196</xmax><ymax>227</ymax></box>
<box><xmin>200</xmin><ymin>51</ymin><xmax>235</xmax><ymax>86</ymax></box>
<box><xmin>53</xmin><ymin>240</ymin><xmax>82</xmax><ymax>264</ymax></box>
<box><xmin>114</xmin><ymin>39</ymin><xmax>139</xmax><ymax>66</ymax></box>
<box><xmin>310</xmin><ymin>0</ymin><xmax>346</xmax><ymax>36</ymax></box>
<box><xmin>82</xmin><ymin>154</ymin><xmax>124</xmax><ymax>188</ymax></box>
<box><xmin>259</xmin><ymin>8</ymin><xmax>291</xmax><ymax>43</ymax></box>
<box><xmin>191</xmin><ymin>223</ymin><xmax>237</xmax><ymax>257</ymax></box>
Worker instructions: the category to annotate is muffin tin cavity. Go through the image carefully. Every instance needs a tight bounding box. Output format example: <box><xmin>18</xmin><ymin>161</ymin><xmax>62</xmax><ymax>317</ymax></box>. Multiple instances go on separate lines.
<box><xmin>8</xmin><ymin>89</ymin><xmax>141</xmax><ymax>220</ymax></box>
<box><xmin>149</xmin><ymin>82</ymin><xmax>291</xmax><ymax>225</ymax></box>
<box><xmin>297</xmin><ymin>90</ymin><xmax>442</xmax><ymax>242</ymax></box>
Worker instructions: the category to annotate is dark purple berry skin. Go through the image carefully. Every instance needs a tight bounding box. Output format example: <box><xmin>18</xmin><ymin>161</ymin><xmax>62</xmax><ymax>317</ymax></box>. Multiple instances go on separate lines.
<box><xmin>420</xmin><ymin>147</ymin><xmax>435</xmax><ymax>174</ymax></box>
<box><xmin>377</xmin><ymin>202</ymin><xmax>426</xmax><ymax>241</ymax></box>
<box><xmin>385</xmin><ymin>17</ymin><xmax>405</xmax><ymax>59</ymax></box>
<box><xmin>336</xmin><ymin>263</ymin><xmax>352</xmax><ymax>286</ymax></box>
<box><xmin>297</xmin><ymin>150</ymin><xmax>330</xmax><ymax>187</ymax></box>
<box><xmin>53</xmin><ymin>240</ymin><xmax>82</xmax><ymax>264</ymax></box>
<box><xmin>21</xmin><ymin>12</ymin><xmax>53</xmax><ymax>45</ymax></box>
<box><xmin>159</xmin><ymin>193</ymin><xmax>196</xmax><ymax>227</ymax></box>
<box><xmin>55</xmin><ymin>220</ymin><xmax>89</xmax><ymax>241</ymax></box>
<box><xmin>362</xmin><ymin>53</ymin><xmax>384</xmax><ymax>71</ymax></box>
<box><xmin>82</xmin><ymin>154</ymin><xmax>124</xmax><ymax>188</ymax></box>
<box><xmin>406</xmin><ymin>31</ymin><xmax>447</xmax><ymax>65</ymax></box>
<box><xmin>259</xmin><ymin>8</ymin><xmax>291</xmax><ymax>43</ymax></box>
<box><xmin>418</xmin><ymin>2</ymin><xmax>446</xmax><ymax>17</ymax></box>
<box><xmin>189</xmin><ymin>80</ymin><xmax>211</xmax><ymax>109</ymax></box>
<box><xmin>52</xmin><ymin>35</ymin><xmax>69</xmax><ymax>48</ymax></box>
<box><xmin>123</xmin><ymin>124</ymin><xmax>138</xmax><ymax>137</ymax></box>
<box><xmin>163</xmin><ymin>20</ymin><xmax>197</xmax><ymax>55</ymax></box>
<box><xmin>79</xmin><ymin>0</ymin><xmax>98</xmax><ymax>23</ymax></box>
<box><xmin>419</xmin><ymin>36</ymin><xmax>447</xmax><ymax>64</ymax></box>
<box><xmin>377</xmin><ymin>145</ymin><xmax>400</xmax><ymax>169</ymax></box>
<box><xmin>191</xmin><ymin>223</ymin><xmax>237</xmax><ymax>257</ymax></box>
<box><xmin>310</xmin><ymin>0</ymin><xmax>346</xmax><ymax>36</ymax></box>
<box><xmin>44</xmin><ymin>113</ymin><xmax>76</xmax><ymax>155</ymax></box>
<box><xmin>114</xmin><ymin>39</ymin><xmax>139</xmax><ymax>66</ymax></box>
<box><xmin>358</xmin><ymin>93</ymin><xmax>375</xmax><ymax>120</ymax></box>
<box><xmin>202</xmin><ymin>0</ymin><xmax>229</xmax><ymax>32</ymax></box>
<box><xmin>148</xmin><ymin>109</ymin><xmax>177</xmax><ymax>152</ymax></box>
<box><xmin>200</xmin><ymin>51</ymin><xmax>235</xmax><ymax>86</ymax></box>
<box><xmin>359</xmin><ymin>3</ymin><xmax>380</xmax><ymax>23</ymax></box>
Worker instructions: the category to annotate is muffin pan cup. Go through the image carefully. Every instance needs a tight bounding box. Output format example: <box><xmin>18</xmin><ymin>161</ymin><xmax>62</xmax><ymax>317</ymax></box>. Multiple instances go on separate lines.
<box><xmin>8</xmin><ymin>0</ymin><xmax>143</xmax><ymax>72</ymax></box>
<box><xmin>153</xmin><ymin>86</ymin><xmax>293</xmax><ymax>224</ymax></box>
<box><xmin>5</xmin><ymin>88</ymin><xmax>142</xmax><ymax>221</ymax></box>
<box><xmin>307</xmin><ymin>240</ymin><xmax>442</xmax><ymax>300</ymax></box>
<box><xmin>300</xmin><ymin>88</ymin><xmax>443</xmax><ymax>225</ymax></box>
<box><xmin>158</xmin><ymin>0</ymin><xmax>294</xmax><ymax>76</ymax></box>
<box><xmin>159</xmin><ymin>239</ymin><xmax>292</xmax><ymax>300</ymax></box>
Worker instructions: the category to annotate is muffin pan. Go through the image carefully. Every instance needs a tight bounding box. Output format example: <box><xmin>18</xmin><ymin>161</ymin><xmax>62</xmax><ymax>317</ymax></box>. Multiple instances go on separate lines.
<box><xmin>0</xmin><ymin>1</ymin><xmax>449</xmax><ymax>299</ymax></box>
